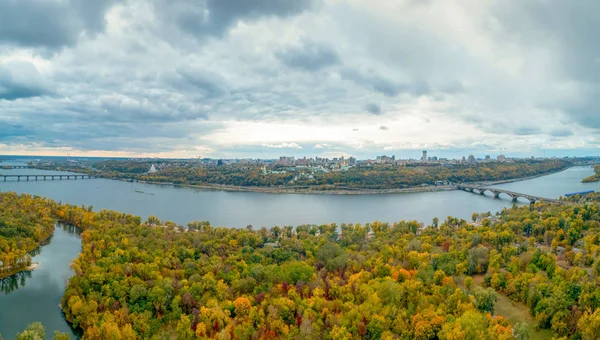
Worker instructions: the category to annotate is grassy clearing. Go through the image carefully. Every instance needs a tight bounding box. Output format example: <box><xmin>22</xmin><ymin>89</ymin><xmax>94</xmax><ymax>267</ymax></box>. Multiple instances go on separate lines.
<box><xmin>459</xmin><ymin>275</ymin><xmax>553</xmax><ymax>340</ymax></box>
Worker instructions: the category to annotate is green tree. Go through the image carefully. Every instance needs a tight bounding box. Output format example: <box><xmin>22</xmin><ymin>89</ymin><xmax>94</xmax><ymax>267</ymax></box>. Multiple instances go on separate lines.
<box><xmin>473</xmin><ymin>287</ymin><xmax>496</xmax><ymax>314</ymax></box>
<box><xmin>17</xmin><ymin>322</ymin><xmax>45</xmax><ymax>340</ymax></box>
<box><xmin>513</xmin><ymin>322</ymin><xmax>530</xmax><ymax>340</ymax></box>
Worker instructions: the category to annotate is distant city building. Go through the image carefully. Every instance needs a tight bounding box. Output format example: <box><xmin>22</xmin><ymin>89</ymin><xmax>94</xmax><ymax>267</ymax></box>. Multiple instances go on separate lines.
<box><xmin>468</xmin><ymin>155</ymin><xmax>476</xmax><ymax>163</ymax></box>
<box><xmin>277</xmin><ymin>156</ymin><xmax>295</xmax><ymax>165</ymax></box>
<box><xmin>148</xmin><ymin>164</ymin><xmax>157</xmax><ymax>173</ymax></box>
<box><xmin>422</xmin><ymin>150</ymin><xmax>428</xmax><ymax>162</ymax></box>
<box><xmin>485</xmin><ymin>155</ymin><xmax>491</xmax><ymax>161</ymax></box>
<box><xmin>375</xmin><ymin>155</ymin><xmax>396</xmax><ymax>164</ymax></box>
<box><xmin>497</xmin><ymin>155</ymin><xmax>507</xmax><ymax>162</ymax></box>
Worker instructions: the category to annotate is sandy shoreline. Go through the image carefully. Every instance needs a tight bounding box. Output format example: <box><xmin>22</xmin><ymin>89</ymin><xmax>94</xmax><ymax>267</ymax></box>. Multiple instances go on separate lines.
<box><xmin>0</xmin><ymin>262</ymin><xmax>40</xmax><ymax>280</ymax></box>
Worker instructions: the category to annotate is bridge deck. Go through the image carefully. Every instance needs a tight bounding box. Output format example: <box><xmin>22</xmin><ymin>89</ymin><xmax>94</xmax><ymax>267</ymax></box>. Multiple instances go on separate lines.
<box><xmin>0</xmin><ymin>174</ymin><xmax>95</xmax><ymax>181</ymax></box>
<box><xmin>457</xmin><ymin>184</ymin><xmax>562</xmax><ymax>204</ymax></box>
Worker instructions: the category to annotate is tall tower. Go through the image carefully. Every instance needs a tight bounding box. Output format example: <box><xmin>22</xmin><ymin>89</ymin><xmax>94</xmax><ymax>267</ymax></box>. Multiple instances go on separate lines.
<box><xmin>422</xmin><ymin>150</ymin><xmax>427</xmax><ymax>162</ymax></box>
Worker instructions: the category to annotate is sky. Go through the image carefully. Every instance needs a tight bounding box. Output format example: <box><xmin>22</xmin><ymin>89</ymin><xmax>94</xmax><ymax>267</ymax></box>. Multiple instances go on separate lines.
<box><xmin>0</xmin><ymin>0</ymin><xmax>599</xmax><ymax>159</ymax></box>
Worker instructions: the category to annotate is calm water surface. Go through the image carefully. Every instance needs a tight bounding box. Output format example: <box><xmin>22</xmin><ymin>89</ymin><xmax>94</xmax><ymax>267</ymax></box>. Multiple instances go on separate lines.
<box><xmin>0</xmin><ymin>224</ymin><xmax>81</xmax><ymax>339</ymax></box>
<box><xmin>4</xmin><ymin>167</ymin><xmax>595</xmax><ymax>227</ymax></box>
<box><xmin>0</xmin><ymin>164</ymin><xmax>597</xmax><ymax>337</ymax></box>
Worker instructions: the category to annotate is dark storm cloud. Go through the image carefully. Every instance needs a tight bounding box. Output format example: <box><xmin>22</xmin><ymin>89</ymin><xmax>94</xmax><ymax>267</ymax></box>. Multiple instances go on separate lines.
<box><xmin>364</xmin><ymin>103</ymin><xmax>381</xmax><ymax>115</ymax></box>
<box><xmin>157</xmin><ymin>0</ymin><xmax>320</xmax><ymax>39</ymax></box>
<box><xmin>0</xmin><ymin>0</ymin><xmax>119</xmax><ymax>50</ymax></box>
<box><xmin>0</xmin><ymin>61</ymin><xmax>52</xmax><ymax>100</ymax></box>
<box><xmin>276</xmin><ymin>42</ymin><xmax>340</xmax><ymax>71</ymax></box>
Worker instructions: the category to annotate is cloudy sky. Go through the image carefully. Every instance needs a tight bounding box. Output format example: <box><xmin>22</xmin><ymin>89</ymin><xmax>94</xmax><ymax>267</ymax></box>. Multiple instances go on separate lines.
<box><xmin>0</xmin><ymin>0</ymin><xmax>598</xmax><ymax>159</ymax></box>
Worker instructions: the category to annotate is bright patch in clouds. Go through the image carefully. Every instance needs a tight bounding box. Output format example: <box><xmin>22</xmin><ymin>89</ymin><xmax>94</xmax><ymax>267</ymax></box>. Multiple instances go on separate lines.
<box><xmin>0</xmin><ymin>0</ymin><xmax>598</xmax><ymax>158</ymax></box>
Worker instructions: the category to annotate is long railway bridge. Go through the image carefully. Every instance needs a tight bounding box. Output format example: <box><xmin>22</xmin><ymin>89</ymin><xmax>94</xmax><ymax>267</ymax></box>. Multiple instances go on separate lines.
<box><xmin>0</xmin><ymin>174</ymin><xmax>95</xmax><ymax>182</ymax></box>
<box><xmin>456</xmin><ymin>184</ymin><xmax>563</xmax><ymax>204</ymax></box>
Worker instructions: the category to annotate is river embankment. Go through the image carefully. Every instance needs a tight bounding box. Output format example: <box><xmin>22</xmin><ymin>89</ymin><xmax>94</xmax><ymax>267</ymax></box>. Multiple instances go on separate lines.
<box><xmin>127</xmin><ymin>166</ymin><xmax>572</xmax><ymax>195</ymax></box>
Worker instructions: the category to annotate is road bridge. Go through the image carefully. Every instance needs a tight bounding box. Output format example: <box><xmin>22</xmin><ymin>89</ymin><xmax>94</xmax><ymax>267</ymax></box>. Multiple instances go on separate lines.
<box><xmin>457</xmin><ymin>184</ymin><xmax>563</xmax><ymax>204</ymax></box>
<box><xmin>0</xmin><ymin>174</ymin><xmax>95</xmax><ymax>182</ymax></box>
<box><xmin>0</xmin><ymin>165</ymin><xmax>31</xmax><ymax>169</ymax></box>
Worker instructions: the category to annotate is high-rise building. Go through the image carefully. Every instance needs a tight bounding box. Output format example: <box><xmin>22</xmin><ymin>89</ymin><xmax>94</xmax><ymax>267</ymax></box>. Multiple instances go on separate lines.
<box><xmin>468</xmin><ymin>154</ymin><xmax>476</xmax><ymax>163</ymax></box>
<box><xmin>422</xmin><ymin>150</ymin><xmax>428</xmax><ymax>162</ymax></box>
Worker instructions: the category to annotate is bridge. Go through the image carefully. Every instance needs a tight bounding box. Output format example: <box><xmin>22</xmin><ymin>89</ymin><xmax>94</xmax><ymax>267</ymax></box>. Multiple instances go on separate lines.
<box><xmin>1</xmin><ymin>174</ymin><xmax>95</xmax><ymax>182</ymax></box>
<box><xmin>456</xmin><ymin>184</ymin><xmax>562</xmax><ymax>204</ymax></box>
<box><xmin>0</xmin><ymin>165</ymin><xmax>31</xmax><ymax>169</ymax></box>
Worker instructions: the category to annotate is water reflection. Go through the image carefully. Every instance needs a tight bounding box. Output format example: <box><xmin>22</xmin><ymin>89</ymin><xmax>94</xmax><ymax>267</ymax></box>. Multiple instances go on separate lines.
<box><xmin>0</xmin><ymin>222</ymin><xmax>82</xmax><ymax>338</ymax></box>
<box><xmin>0</xmin><ymin>223</ymin><xmax>80</xmax><ymax>294</ymax></box>
<box><xmin>0</xmin><ymin>270</ymin><xmax>32</xmax><ymax>294</ymax></box>
<box><xmin>58</xmin><ymin>222</ymin><xmax>82</xmax><ymax>237</ymax></box>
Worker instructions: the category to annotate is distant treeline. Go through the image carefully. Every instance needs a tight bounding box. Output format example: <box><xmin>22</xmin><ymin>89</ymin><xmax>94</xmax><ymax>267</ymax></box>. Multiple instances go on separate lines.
<box><xmin>34</xmin><ymin>159</ymin><xmax>569</xmax><ymax>190</ymax></box>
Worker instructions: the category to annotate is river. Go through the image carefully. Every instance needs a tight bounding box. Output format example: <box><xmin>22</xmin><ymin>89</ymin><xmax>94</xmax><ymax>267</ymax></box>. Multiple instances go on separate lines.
<box><xmin>0</xmin><ymin>224</ymin><xmax>81</xmax><ymax>339</ymax></box>
<box><xmin>0</xmin><ymin>164</ymin><xmax>597</xmax><ymax>338</ymax></box>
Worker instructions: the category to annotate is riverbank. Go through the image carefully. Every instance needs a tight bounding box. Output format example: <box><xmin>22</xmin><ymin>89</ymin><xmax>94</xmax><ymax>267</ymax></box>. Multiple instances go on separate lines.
<box><xmin>127</xmin><ymin>166</ymin><xmax>573</xmax><ymax>195</ymax></box>
<box><xmin>133</xmin><ymin>180</ymin><xmax>459</xmax><ymax>195</ymax></box>
<box><xmin>0</xmin><ymin>262</ymin><xmax>40</xmax><ymax>280</ymax></box>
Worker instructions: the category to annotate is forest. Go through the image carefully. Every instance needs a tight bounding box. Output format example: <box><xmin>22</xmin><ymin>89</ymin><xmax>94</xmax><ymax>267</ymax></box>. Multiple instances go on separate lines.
<box><xmin>0</xmin><ymin>192</ymin><xmax>55</xmax><ymax>279</ymax></box>
<box><xmin>2</xmin><ymin>191</ymin><xmax>600</xmax><ymax>339</ymax></box>
<box><xmin>34</xmin><ymin>159</ymin><xmax>569</xmax><ymax>191</ymax></box>
<box><xmin>582</xmin><ymin>165</ymin><xmax>600</xmax><ymax>183</ymax></box>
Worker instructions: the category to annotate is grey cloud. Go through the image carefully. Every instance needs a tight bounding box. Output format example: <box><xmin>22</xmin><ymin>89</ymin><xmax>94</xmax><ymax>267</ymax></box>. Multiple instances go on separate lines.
<box><xmin>364</xmin><ymin>103</ymin><xmax>382</xmax><ymax>115</ymax></box>
<box><xmin>276</xmin><ymin>42</ymin><xmax>340</xmax><ymax>71</ymax></box>
<box><xmin>549</xmin><ymin>128</ymin><xmax>573</xmax><ymax>137</ymax></box>
<box><xmin>157</xmin><ymin>0</ymin><xmax>320</xmax><ymax>39</ymax></box>
<box><xmin>493</xmin><ymin>1</ymin><xmax>600</xmax><ymax>129</ymax></box>
<box><xmin>0</xmin><ymin>61</ymin><xmax>52</xmax><ymax>100</ymax></box>
<box><xmin>341</xmin><ymin>68</ymin><xmax>430</xmax><ymax>97</ymax></box>
<box><xmin>0</xmin><ymin>0</ymin><xmax>119</xmax><ymax>50</ymax></box>
<box><xmin>514</xmin><ymin>127</ymin><xmax>540</xmax><ymax>136</ymax></box>
<box><xmin>0</xmin><ymin>123</ymin><xmax>32</xmax><ymax>139</ymax></box>
<box><xmin>173</xmin><ymin>68</ymin><xmax>228</xmax><ymax>98</ymax></box>
<box><xmin>379</xmin><ymin>125</ymin><xmax>388</xmax><ymax>131</ymax></box>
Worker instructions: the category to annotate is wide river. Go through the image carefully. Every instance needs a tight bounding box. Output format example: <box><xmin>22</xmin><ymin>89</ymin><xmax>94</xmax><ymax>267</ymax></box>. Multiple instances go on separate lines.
<box><xmin>0</xmin><ymin>164</ymin><xmax>597</xmax><ymax>338</ymax></box>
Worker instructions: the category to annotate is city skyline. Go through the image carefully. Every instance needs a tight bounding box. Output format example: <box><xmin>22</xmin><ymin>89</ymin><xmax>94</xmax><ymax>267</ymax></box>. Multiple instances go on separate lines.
<box><xmin>1</xmin><ymin>1</ymin><xmax>599</xmax><ymax>158</ymax></box>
